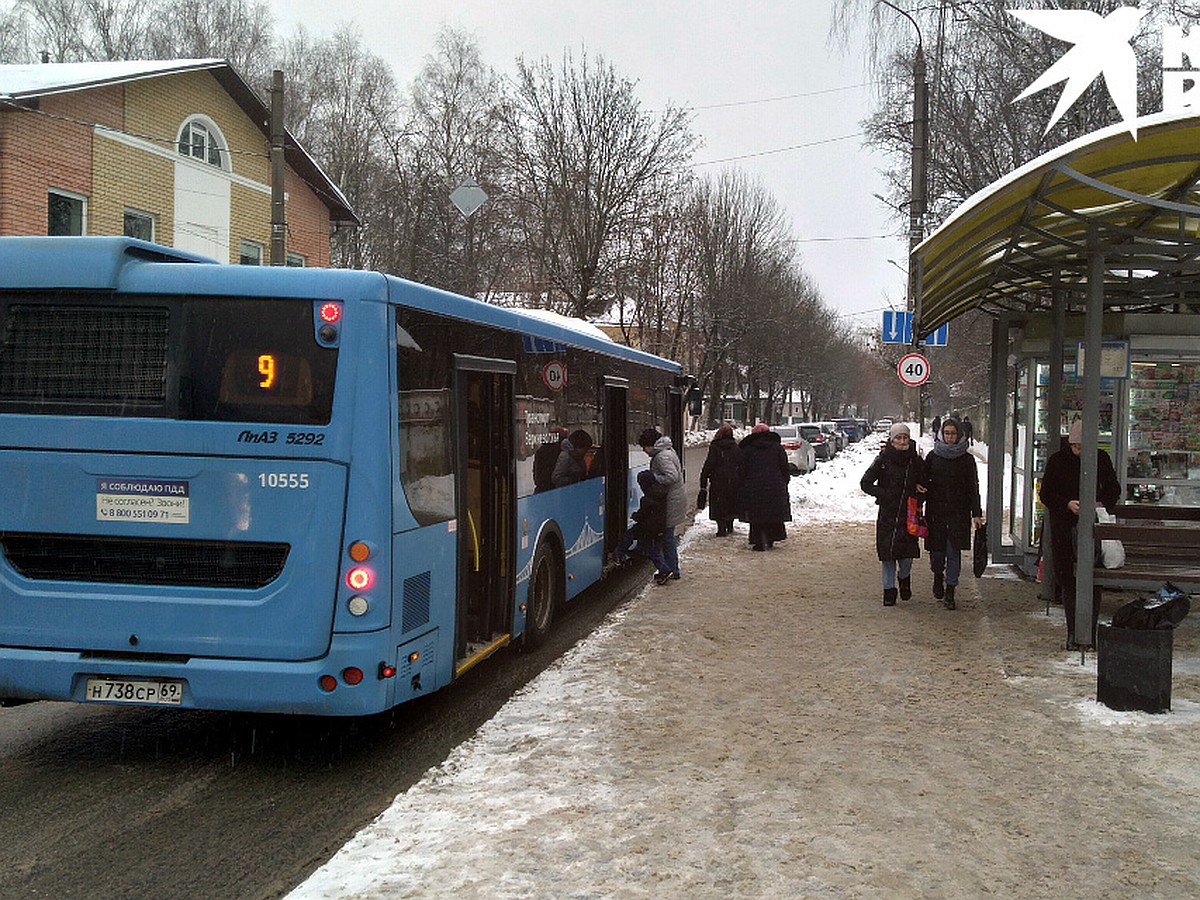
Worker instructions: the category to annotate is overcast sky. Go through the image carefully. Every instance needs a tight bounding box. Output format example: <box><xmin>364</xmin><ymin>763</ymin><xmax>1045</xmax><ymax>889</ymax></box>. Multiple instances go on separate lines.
<box><xmin>269</xmin><ymin>0</ymin><xmax>910</xmax><ymax>333</ymax></box>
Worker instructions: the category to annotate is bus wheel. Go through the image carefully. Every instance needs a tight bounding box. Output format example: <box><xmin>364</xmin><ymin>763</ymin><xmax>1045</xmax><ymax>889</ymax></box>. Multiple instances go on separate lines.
<box><xmin>523</xmin><ymin>541</ymin><xmax>560</xmax><ymax>650</ymax></box>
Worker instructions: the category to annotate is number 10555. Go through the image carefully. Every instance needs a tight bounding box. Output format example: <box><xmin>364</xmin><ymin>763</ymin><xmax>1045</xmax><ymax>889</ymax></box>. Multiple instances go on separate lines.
<box><xmin>258</xmin><ymin>473</ymin><xmax>310</xmax><ymax>489</ymax></box>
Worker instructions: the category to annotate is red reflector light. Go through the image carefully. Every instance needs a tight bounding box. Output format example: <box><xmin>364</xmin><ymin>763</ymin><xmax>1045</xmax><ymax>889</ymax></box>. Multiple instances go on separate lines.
<box><xmin>319</xmin><ymin>302</ymin><xmax>342</xmax><ymax>323</ymax></box>
<box><xmin>379</xmin><ymin>663</ymin><xmax>397</xmax><ymax>679</ymax></box>
<box><xmin>346</xmin><ymin>567</ymin><xmax>373</xmax><ymax>590</ymax></box>
<box><xmin>319</xmin><ymin>674</ymin><xmax>337</xmax><ymax>692</ymax></box>
<box><xmin>342</xmin><ymin>667</ymin><xmax>364</xmax><ymax>686</ymax></box>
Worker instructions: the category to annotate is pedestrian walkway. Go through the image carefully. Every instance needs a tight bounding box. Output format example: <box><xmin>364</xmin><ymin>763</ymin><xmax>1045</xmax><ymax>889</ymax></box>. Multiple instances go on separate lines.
<box><xmin>292</xmin><ymin>518</ymin><xmax>1200</xmax><ymax>899</ymax></box>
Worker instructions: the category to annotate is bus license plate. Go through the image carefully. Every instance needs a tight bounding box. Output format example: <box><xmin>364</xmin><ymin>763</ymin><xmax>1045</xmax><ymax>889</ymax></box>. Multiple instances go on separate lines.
<box><xmin>85</xmin><ymin>677</ymin><xmax>185</xmax><ymax>706</ymax></box>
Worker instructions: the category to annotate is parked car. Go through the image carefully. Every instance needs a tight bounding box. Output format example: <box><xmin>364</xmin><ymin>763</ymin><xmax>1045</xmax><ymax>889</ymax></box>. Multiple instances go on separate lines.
<box><xmin>770</xmin><ymin>424</ymin><xmax>816</xmax><ymax>474</ymax></box>
<box><xmin>796</xmin><ymin>423</ymin><xmax>834</xmax><ymax>461</ymax></box>
<box><xmin>833</xmin><ymin>417</ymin><xmax>862</xmax><ymax>443</ymax></box>
<box><xmin>819</xmin><ymin>421</ymin><xmax>845</xmax><ymax>454</ymax></box>
<box><xmin>874</xmin><ymin>417</ymin><xmax>894</xmax><ymax>433</ymax></box>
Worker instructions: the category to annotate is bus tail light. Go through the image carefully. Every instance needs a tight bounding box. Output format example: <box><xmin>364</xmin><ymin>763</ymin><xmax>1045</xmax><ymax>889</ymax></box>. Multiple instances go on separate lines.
<box><xmin>319</xmin><ymin>675</ymin><xmax>337</xmax><ymax>692</ymax></box>
<box><xmin>379</xmin><ymin>662</ymin><xmax>397</xmax><ymax>679</ymax></box>
<box><xmin>346</xmin><ymin>566</ymin><xmax>373</xmax><ymax>590</ymax></box>
<box><xmin>342</xmin><ymin>667</ymin><xmax>364</xmax><ymax>686</ymax></box>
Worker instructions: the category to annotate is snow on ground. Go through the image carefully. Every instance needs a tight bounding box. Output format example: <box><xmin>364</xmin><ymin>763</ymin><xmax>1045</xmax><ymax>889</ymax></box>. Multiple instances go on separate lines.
<box><xmin>286</xmin><ymin>425</ymin><xmax>1004</xmax><ymax>899</ymax></box>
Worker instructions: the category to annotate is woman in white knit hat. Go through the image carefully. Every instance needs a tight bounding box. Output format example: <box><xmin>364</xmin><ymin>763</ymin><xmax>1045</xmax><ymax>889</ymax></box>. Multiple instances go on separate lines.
<box><xmin>860</xmin><ymin>422</ymin><xmax>924</xmax><ymax>606</ymax></box>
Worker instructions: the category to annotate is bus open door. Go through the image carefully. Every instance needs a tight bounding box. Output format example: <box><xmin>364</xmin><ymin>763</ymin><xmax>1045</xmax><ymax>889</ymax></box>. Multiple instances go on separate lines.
<box><xmin>453</xmin><ymin>357</ymin><xmax>516</xmax><ymax>675</ymax></box>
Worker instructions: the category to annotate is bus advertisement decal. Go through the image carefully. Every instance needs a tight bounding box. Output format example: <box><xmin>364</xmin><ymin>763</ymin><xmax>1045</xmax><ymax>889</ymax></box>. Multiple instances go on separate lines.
<box><xmin>95</xmin><ymin>478</ymin><xmax>191</xmax><ymax>524</ymax></box>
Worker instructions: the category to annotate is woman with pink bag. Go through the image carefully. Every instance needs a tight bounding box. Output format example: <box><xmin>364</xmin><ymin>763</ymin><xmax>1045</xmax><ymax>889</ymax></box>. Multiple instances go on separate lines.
<box><xmin>859</xmin><ymin>422</ymin><xmax>924</xmax><ymax>606</ymax></box>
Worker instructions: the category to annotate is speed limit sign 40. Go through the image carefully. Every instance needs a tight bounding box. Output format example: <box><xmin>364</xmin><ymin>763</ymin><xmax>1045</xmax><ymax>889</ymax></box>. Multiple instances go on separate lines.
<box><xmin>897</xmin><ymin>352</ymin><xmax>930</xmax><ymax>386</ymax></box>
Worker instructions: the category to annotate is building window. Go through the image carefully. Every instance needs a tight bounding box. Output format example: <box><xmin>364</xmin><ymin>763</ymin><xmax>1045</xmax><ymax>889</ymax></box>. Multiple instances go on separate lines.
<box><xmin>239</xmin><ymin>240</ymin><xmax>263</xmax><ymax>265</ymax></box>
<box><xmin>123</xmin><ymin>210</ymin><xmax>155</xmax><ymax>242</ymax></box>
<box><xmin>178</xmin><ymin>118</ymin><xmax>227</xmax><ymax>169</ymax></box>
<box><xmin>286</xmin><ymin>252</ymin><xmax>306</xmax><ymax>267</ymax></box>
<box><xmin>48</xmin><ymin>190</ymin><xmax>85</xmax><ymax>235</ymax></box>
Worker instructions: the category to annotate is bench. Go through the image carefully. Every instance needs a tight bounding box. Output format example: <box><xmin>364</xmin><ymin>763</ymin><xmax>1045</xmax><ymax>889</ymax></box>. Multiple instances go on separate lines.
<box><xmin>1092</xmin><ymin>505</ymin><xmax>1200</xmax><ymax>594</ymax></box>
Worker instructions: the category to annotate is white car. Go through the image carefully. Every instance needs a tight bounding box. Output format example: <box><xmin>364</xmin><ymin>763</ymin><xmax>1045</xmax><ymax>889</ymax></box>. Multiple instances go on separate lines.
<box><xmin>770</xmin><ymin>425</ymin><xmax>817</xmax><ymax>474</ymax></box>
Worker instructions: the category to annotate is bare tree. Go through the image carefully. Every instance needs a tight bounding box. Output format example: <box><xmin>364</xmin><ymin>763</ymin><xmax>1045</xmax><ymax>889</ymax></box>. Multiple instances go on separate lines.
<box><xmin>17</xmin><ymin>0</ymin><xmax>82</xmax><ymax>60</ymax></box>
<box><xmin>502</xmin><ymin>48</ymin><xmax>696</xmax><ymax>319</ymax></box>
<box><xmin>0</xmin><ymin>1</ymin><xmax>30</xmax><ymax>62</ymax></box>
<box><xmin>393</xmin><ymin>26</ymin><xmax>515</xmax><ymax>297</ymax></box>
<box><xmin>147</xmin><ymin>0</ymin><xmax>275</xmax><ymax>86</ymax></box>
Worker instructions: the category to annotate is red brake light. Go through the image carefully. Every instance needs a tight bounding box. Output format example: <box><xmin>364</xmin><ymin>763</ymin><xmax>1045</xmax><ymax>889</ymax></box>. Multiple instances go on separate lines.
<box><xmin>319</xmin><ymin>302</ymin><xmax>342</xmax><ymax>323</ymax></box>
<box><xmin>342</xmin><ymin>667</ymin><xmax>364</xmax><ymax>686</ymax></box>
<box><xmin>346</xmin><ymin>567</ymin><xmax>373</xmax><ymax>590</ymax></box>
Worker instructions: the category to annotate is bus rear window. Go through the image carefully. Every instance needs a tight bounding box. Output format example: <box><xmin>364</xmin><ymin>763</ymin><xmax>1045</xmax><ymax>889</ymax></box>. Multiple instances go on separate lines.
<box><xmin>0</xmin><ymin>293</ymin><xmax>337</xmax><ymax>423</ymax></box>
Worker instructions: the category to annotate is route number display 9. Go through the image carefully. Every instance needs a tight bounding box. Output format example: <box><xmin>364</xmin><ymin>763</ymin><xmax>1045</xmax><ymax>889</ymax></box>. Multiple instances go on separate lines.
<box><xmin>897</xmin><ymin>352</ymin><xmax>930</xmax><ymax>386</ymax></box>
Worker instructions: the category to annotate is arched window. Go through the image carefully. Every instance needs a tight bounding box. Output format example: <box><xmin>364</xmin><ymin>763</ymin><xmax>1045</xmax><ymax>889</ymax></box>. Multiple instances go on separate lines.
<box><xmin>177</xmin><ymin>117</ymin><xmax>228</xmax><ymax>169</ymax></box>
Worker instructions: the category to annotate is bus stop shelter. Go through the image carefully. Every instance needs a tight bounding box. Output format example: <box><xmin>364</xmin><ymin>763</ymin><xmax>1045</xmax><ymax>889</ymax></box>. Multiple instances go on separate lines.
<box><xmin>912</xmin><ymin>109</ymin><xmax>1200</xmax><ymax>642</ymax></box>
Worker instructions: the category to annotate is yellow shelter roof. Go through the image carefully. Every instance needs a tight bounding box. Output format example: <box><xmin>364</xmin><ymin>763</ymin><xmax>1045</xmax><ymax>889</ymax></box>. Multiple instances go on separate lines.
<box><xmin>914</xmin><ymin>109</ymin><xmax>1200</xmax><ymax>335</ymax></box>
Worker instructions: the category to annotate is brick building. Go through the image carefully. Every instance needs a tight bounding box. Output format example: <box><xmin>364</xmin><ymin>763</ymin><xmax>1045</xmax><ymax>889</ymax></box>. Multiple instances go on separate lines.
<box><xmin>0</xmin><ymin>59</ymin><xmax>356</xmax><ymax>266</ymax></box>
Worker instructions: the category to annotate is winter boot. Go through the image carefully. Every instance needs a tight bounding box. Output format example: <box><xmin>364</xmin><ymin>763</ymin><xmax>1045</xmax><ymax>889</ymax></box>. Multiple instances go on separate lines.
<box><xmin>932</xmin><ymin>571</ymin><xmax>945</xmax><ymax>599</ymax></box>
<box><xmin>943</xmin><ymin>584</ymin><xmax>956</xmax><ymax>610</ymax></box>
<box><xmin>883</xmin><ymin>588</ymin><xmax>898</xmax><ymax>607</ymax></box>
<box><xmin>898</xmin><ymin>576</ymin><xmax>912</xmax><ymax>601</ymax></box>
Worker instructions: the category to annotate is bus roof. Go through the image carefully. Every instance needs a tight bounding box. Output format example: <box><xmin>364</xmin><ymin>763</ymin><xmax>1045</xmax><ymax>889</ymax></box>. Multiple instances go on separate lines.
<box><xmin>0</xmin><ymin>237</ymin><xmax>682</xmax><ymax>374</ymax></box>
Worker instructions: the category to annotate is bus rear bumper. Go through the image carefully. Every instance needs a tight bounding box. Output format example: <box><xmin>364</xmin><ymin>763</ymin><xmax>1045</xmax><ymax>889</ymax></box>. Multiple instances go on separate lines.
<box><xmin>0</xmin><ymin>630</ymin><xmax>425</xmax><ymax>716</ymax></box>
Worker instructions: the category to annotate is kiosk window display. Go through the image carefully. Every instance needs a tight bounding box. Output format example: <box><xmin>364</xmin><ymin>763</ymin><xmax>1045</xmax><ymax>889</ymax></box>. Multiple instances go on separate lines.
<box><xmin>1013</xmin><ymin>355</ymin><xmax>1199</xmax><ymax>567</ymax></box>
<box><xmin>1126</xmin><ymin>362</ymin><xmax>1200</xmax><ymax>506</ymax></box>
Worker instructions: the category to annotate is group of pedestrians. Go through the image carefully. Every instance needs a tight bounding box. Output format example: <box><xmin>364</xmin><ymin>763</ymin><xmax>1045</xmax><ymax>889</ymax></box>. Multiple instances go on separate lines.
<box><xmin>696</xmin><ymin>423</ymin><xmax>792</xmax><ymax>552</ymax></box>
<box><xmin>860</xmin><ymin>419</ymin><xmax>983</xmax><ymax>608</ymax></box>
<box><xmin>618</xmin><ymin>422</ymin><xmax>791</xmax><ymax>586</ymax></box>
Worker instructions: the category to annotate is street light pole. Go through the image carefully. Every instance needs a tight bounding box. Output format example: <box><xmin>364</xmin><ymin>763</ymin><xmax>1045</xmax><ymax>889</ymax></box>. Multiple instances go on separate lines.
<box><xmin>881</xmin><ymin>1</ymin><xmax>929</xmax><ymax>432</ymax></box>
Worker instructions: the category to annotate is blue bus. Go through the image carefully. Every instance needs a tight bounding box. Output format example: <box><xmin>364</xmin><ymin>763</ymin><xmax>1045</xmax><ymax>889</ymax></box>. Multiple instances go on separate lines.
<box><xmin>0</xmin><ymin>237</ymin><xmax>685</xmax><ymax>715</ymax></box>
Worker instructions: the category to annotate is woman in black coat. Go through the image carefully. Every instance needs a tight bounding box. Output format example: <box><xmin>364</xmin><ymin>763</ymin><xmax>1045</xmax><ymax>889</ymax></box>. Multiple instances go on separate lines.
<box><xmin>699</xmin><ymin>424</ymin><xmax>741</xmax><ymax>536</ymax></box>
<box><xmin>922</xmin><ymin>417</ymin><xmax>983</xmax><ymax>610</ymax></box>
<box><xmin>737</xmin><ymin>424</ymin><xmax>791</xmax><ymax>551</ymax></box>
<box><xmin>860</xmin><ymin>422</ymin><xmax>923</xmax><ymax>606</ymax></box>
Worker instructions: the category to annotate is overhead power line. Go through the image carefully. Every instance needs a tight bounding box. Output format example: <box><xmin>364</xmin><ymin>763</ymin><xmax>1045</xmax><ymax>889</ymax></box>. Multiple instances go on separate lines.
<box><xmin>692</xmin><ymin>132</ymin><xmax>864</xmax><ymax>166</ymax></box>
<box><xmin>688</xmin><ymin>82</ymin><xmax>879</xmax><ymax>111</ymax></box>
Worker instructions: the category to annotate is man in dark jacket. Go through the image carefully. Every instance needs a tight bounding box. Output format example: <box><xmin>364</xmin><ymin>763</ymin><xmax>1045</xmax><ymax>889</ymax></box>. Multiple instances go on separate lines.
<box><xmin>1039</xmin><ymin>419</ymin><xmax>1121</xmax><ymax>648</ymax></box>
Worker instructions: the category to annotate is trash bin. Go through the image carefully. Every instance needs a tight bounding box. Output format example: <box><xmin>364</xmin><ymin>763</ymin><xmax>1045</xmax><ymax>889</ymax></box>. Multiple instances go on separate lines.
<box><xmin>1096</xmin><ymin>624</ymin><xmax>1173</xmax><ymax>714</ymax></box>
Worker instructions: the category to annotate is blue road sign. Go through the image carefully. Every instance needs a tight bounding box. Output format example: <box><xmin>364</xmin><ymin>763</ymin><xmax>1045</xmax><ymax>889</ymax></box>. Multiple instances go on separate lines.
<box><xmin>881</xmin><ymin>311</ymin><xmax>948</xmax><ymax>347</ymax></box>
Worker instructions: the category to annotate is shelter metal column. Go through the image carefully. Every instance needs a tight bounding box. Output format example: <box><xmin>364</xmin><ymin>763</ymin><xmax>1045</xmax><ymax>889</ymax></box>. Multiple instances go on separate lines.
<box><xmin>1040</xmin><ymin>284</ymin><xmax>1067</xmax><ymax>602</ymax></box>
<box><xmin>1075</xmin><ymin>239</ymin><xmax>1104</xmax><ymax>644</ymax></box>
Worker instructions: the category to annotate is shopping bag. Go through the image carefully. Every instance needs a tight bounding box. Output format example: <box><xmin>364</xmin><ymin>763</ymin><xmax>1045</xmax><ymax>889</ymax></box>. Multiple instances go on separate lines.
<box><xmin>696</xmin><ymin>488</ymin><xmax>707</xmax><ymax>510</ymax></box>
<box><xmin>1096</xmin><ymin>509</ymin><xmax>1125</xmax><ymax>569</ymax></box>
<box><xmin>906</xmin><ymin>496</ymin><xmax>928</xmax><ymax>538</ymax></box>
<box><xmin>973</xmin><ymin>524</ymin><xmax>988</xmax><ymax>577</ymax></box>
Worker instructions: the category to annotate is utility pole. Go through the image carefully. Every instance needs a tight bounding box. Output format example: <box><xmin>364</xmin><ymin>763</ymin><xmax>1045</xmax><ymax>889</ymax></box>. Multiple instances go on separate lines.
<box><xmin>269</xmin><ymin>69</ymin><xmax>286</xmax><ymax>266</ymax></box>
<box><xmin>908</xmin><ymin>41</ymin><xmax>929</xmax><ymax>433</ymax></box>
<box><xmin>882</xmin><ymin>0</ymin><xmax>930</xmax><ymax>431</ymax></box>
